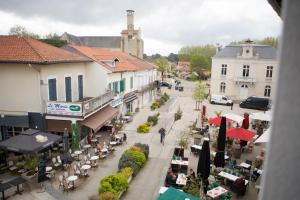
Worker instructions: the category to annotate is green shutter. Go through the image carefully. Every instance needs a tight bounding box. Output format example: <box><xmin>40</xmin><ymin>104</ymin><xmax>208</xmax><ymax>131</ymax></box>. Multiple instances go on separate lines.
<box><xmin>120</xmin><ymin>80</ymin><xmax>124</xmax><ymax>92</ymax></box>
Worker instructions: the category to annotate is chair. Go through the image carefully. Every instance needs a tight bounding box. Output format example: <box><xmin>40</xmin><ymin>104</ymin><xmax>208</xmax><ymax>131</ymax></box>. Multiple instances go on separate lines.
<box><xmin>69</xmin><ymin>149</ymin><xmax>76</xmax><ymax>158</ymax></box>
<box><xmin>58</xmin><ymin>175</ymin><xmax>64</xmax><ymax>189</ymax></box>
<box><xmin>73</xmin><ymin>165</ymin><xmax>81</xmax><ymax>176</ymax></box>
<box><xmin>63</xmin><ymin>180</ymin><xmax>73</xmax><ymax>191</ymax></box>
<box><xmin>8</xmin><ymin>161</ymin><xmax>17</xmax><ymax>171</ymax></box>
<box><xmin>94</xmin><ymin>148</ymin><xmax>99</xmax><ymax>155</ymax></box>
<box><xmin>52</xmin><ymin>157</ymin><xmax>60</xmax><ymax>168</ymax></box>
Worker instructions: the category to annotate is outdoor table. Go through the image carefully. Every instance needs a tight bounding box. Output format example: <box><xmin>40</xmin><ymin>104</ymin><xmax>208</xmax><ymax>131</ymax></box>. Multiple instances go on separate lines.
<box><xmin>46</xmin><ymin>166</ymin><xmax>53</xmax><ymax>172</ymax></box>
<box><xmin>176</xmin><ymin>173</ymin><xmax>187</xmax><ymax>185</ymax></box>
<box><xmin>8</xmin><ymin>176</ymin><xmax>26</xmax><ymax>195</ymax></box>
<box><xmin>91</xmin><ymin>139</ymin><xmax>98</xmax><ymax>146</ymax></box>
<box><xmin>83</xmin><ymin>144</ymin><xmax>91</xmax><ymax>154</ymax></box>
<box><xmin>218</xmin><ymin>171</ymin><xmax>249</xmax><ymax>185</ymax></box>
<box><xmin>207</xmin><ymin>186</ymin><xmax>228</xmax><ymax>199</ymax></box>
<box><xmin>100</xmin><ymin>148</ymin><xmax>108</xmax><ymax>153</ymax></box>
<box><xmin>110</xmin><ymin>141</ymin><xmax>117</xmax><ymax>146</ymax></box>
<box><xmin>90</xmin><ymin>156</ymin><xmax>99</xmax><ymax>161</ymax></box>
<box><xmin>95</xmin><ymin>135</ymin><xmax>102</xmax><ymax>139</ymax></box>
<box><xmin>159</xmin><ymin>186</ymin><xmax>168</xmax><ymax>194</ymax></box>
<box><xmin>67</xmin><ymin>175</ymin><xmax>78</xmax><ymax>188</ymax></box>
<box><xmin>81</xmin><ymin>165</ymin><xmax>91</xmax><ymax>170</ymax></box>
<box><xmin>171</xmin><ymin>160</ymin><xmax>189</xmax><ymax>166</ymax></box>
<box><xmin>239</xmin><ymin>162</ymin><xmax>251</xmax><ymax>169</ymax></box>
<box><xmin>191</xmin><ymin>145</ymin><xmax>202</xmax><ymax>150</ymax></box>
<box><xmin>0</xmin><ymin>182</ymin><xmax>12</xmax><ymax>199</ymax></box>
<box><xmin>74</xmin><ymin>150</ymin><xmax>82</xmax><ymax>160</ymax></box>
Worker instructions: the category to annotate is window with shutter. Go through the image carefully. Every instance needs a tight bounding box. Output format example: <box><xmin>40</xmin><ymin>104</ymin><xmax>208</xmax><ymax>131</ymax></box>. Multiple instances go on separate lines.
<box><xmin>65</xmin><ymin>76</ymin><xmax>72</xmax><ymax>102</ymax></box>
<box><xmin>78</xmin><ymin>75</ymin><xmax>83</xmax><ymax>100</ymax></box>
<box><xmin>48</xmin><ymin>78</ymin><xmax>57</xmax><ymax>101</ymax></box>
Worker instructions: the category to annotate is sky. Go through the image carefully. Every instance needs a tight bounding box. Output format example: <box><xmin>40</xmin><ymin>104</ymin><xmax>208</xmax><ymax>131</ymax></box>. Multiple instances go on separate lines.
<box><xmin>0</xmin><ymin>0</ymin><xmax>282</xmax><ymax>56</ymax></box>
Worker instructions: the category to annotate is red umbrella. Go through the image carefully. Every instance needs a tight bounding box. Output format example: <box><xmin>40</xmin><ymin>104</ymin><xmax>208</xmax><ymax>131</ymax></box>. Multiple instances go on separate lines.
<box><xmin>208</xmin><ymin>117</ymin><xmax>233</xmax><ymax>126</ymax></box>
<box><xmin>226</xmin><ymin>128</ymin><xmax>256</xmax><ymax>141</ymax></box>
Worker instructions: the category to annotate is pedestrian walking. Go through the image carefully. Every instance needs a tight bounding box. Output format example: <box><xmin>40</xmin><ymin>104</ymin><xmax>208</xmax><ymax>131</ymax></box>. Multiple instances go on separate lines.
<box><xmin>231</xmin><ymin>103</ymin><xmax>234</xmax><ymax>110</ymax></box>
<box><xmin>123</xmin><ymin>133</ymin><xmax>127</xmax><ymax>144</ymax></box>
<box><xmin>159</xmin><ymin>128</ymin><xmax>166</xmax><ymax>145</ymax></box>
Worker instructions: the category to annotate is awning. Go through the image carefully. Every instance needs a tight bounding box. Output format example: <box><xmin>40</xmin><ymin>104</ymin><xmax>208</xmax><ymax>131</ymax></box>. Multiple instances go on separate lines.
<box><xmin>47</xmin><ymin>119</ymin><xmax>71</xmax><ymax>133</ymax></box>
<box><xmin>0</xmin><ymin>129</ymin><xmax>62</xmax><ymax>153</ymax></box>
<box><xmin>123</xmin><ymin>92</ymin><xmax>138</xmax><ymax>103</ymax></box>
<box><xmin>80</xmin><ymin>105</ymin><xmax>119</xmax><ymax>132</ymax></box>
<box><xmin>255</xmin><ymin>128</ymin><xmax>271</xmax><ymax>143</ymax></box>
<box><xmin>157</xmin><ymin>187</ymin><xmax>199</xmax><ymax>200</ymax></box>
<box><xmin>0</xmin><ymin>115</ymin><xmax>29</xmax><ymax>127</ymax></box>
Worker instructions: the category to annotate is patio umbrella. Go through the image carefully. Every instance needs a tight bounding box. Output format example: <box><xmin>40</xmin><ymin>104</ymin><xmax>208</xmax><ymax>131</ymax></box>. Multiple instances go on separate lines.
<box><xmin>197</xmin><ymin>138</ymin><xmax>210</xmax><ymax>180</ymax></box>
<box><xmin>214</xmin><ymin>117</ymin><xmax>226</xmax><ymax>167</ymax></box>
<box><xmin>223</xmin><ymin>113</ymin><xmax>244</xmax><ymax>123</ymax></box>
<box><xmin>63</xmin><ymin>128</ymin><xmax>69</xmax><ymax>153</ymax></box>
<box><xmin>208</xmin><ymin>117</ymin><xmax>233</xmax><ymax>126</ymax></box>
<box><xmin>255</xmin><ymin>128</ymin><xmax>271</xmax><ymax>143</ymax></box>
<box><xmin>157</xmin><ymin>187</ymin><xmax>198</xmax><ymax>200</ymax></box>
<box><xmin>242</xmin><ymin>113</ymin><xmax>250</xmax><ymax>129</ymax></box>
<box><xmin>226</xmin><ymin>128</ymin><xmax>256</xmax><ymax>141</ymax></box>
<box><xmin>249</xmin><ymin>112</ymin><xmax>272</xmax><ymax>121</ymax></box>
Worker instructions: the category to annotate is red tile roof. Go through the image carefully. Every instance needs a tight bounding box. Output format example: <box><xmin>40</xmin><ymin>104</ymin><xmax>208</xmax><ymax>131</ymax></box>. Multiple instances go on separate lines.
<box><xmin>68</xmin><ymin>45</ymin><xmax>155</xmax><ymax>73</ymax></box>
<box><xmin>0</xmin><ymin>35</ymin><xmax>91</xmax><ymax>64</ymax></box>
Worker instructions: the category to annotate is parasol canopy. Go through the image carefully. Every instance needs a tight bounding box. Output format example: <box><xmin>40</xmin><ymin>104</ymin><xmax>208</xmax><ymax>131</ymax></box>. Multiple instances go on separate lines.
<box><xmin>226</xmin><ymin>128</ymin><xmax>256</xmax><ymax>141</ymax></box>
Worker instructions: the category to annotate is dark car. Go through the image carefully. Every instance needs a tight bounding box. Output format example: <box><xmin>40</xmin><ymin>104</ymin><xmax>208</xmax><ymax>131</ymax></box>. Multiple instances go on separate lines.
<box><xmin>160</xmin><ymin>81</ymin><xmax>171</xmax><ymax>87</ymax></box>
<box><xmin>240</xmin><ymin>96</ymin><xmax>271</xmax><ymax>111</ymax></box>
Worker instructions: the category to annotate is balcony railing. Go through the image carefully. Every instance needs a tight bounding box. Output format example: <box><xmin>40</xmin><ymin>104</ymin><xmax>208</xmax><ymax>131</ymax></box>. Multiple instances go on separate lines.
<box><xmin>234</xmin><ymin>76</ymin><xmax>256</xmax><ymax>84</ymax></box>
<box><xmin>46</xmin><ymin>91</ymin><xmax>113</xmax><ymax>117</ymax></box>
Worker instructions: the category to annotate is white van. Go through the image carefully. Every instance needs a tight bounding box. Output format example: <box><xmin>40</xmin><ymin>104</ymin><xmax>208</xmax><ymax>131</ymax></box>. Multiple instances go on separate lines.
<box><xmin>210</xmin><ymin>94</ymin><xmax>233</xmax><ymax>106</ymax></box>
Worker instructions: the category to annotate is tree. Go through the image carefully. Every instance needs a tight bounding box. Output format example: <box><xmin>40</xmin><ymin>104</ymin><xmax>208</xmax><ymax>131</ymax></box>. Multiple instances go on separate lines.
<box><xmin>230</xmin><ymin>37</ymin><xmax>279</xmax><ymax>48</ymax></box>
<box><xmin>8</xmin><ymin>25</ymin><xmax>40</xmax><ymax>39</ymax></box>
<box><xmin>193</xmin><ymin>81</ymin><xmax>206</xmax><ymax>110</ymax></box>
<box><xmin>155</xmin><ymin>58</ymin><xmax>169</xmax><ymax>81</ymax></box>
<box><xmin>167</xmin><ymin>53</ymin><xmax>179</xmax><ymax>63</ymax></box>
<box><xmin>190</xmin><ymin>54</ymin><xmax>210</xmax><ymax>75</ymax></box>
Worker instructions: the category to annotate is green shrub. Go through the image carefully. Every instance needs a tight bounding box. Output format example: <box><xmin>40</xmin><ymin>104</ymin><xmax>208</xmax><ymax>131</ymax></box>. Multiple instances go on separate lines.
<box><xmin>118</xmin><ymin>167</ymin><xmax>133</xmax><ymax>179</ymax></box>
<box><xmin>150</xmin><ymin>102</ymin><xmax>160</xmax><ymax>110</ymax></box>
<box><xmin>137</xmin><ymin>123</ymin><xmax>151</xmax><ymax>133</ymax></box>
<box><xmin>158</xmin><ymin>98</ymin><xmax>165</xmax><ymax>105</ymax></box>
<box><xmin>99</xmin><ymin>192</ymin><xmax>115</xmax><ymax>200</ymax></box>
<box><xmin>134</xmin><ymin>143</ymin><xmax>150</xmax><ymax>159</ymax></box>
<box><xmin>125</xmin><ymin>112</ymin><xmax>133</xmax><ymax>116</ymax></box>
<box><xmin>147</xmin><ymin>114</ymin><xmax>159</xmax><ymax>126</ymax></box>
<box><xmin>124</xmin><ymin>149</ymin><xmax>146</xmax><ymax>168</ymax></box>
<box><xmin>118</xmin><ymin>153</ymin><xmax>141</xmax><ymax>176</ymax></box>
<box><xmin>99</xmin><ymin>174</ymin><xmax>128</xmax><ymax>196</ymax></box>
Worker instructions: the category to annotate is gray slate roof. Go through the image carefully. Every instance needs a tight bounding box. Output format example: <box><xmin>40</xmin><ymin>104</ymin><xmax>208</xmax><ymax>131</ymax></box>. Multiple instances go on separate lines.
<box><xmin>214</xmin><ymin>45</ymin><xmax>277</xmax><ymax>59</ymax></box>
<box><xmin>62</xmin><ymin>33</ymin><xmax>121</xmax><ymax>48</ymax></box>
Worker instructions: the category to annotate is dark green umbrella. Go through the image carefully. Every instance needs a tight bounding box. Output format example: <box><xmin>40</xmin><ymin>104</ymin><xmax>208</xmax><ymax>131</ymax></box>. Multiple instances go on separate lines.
<box><xmin>197</xmin><ymin>138</ymin><xmax>210</xmax><ymax>179</ymax></box>
<box><xmin>214</xmin><ymin>116</ymin><xmax>227</xmax><ymax>167</ymax></box>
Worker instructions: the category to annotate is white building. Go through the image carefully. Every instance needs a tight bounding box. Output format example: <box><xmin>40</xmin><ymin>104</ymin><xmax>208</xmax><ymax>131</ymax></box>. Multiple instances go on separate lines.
<box><xmin>210</xmin><ymin>42</ymin><xmax>278</xmax><ymax>101</ymax></box>
<box><xmin>64</xmin><ymin>45</ymin><xmax>157</xmax><ymax>115</ymax></box>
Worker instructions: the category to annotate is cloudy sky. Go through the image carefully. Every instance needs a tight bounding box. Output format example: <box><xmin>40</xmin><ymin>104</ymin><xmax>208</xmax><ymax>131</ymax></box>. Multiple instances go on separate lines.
<box><xmin>0</xmin><ymin>0</ymin><xmax>282</xmax><ymax>55</ymax></box>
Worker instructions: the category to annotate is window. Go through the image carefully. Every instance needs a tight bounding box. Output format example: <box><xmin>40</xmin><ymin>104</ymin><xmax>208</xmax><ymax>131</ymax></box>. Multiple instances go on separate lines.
<box><xmin>220</xmin><ymin>82</ymin><xmax>226</xmax><ymax>93</ymax></box>
<box><xmin>65</xmin><ymin>76</ymin><xmax>72</xmax><ymax>102</ymax></box>
<box><xmin>243</xmin><ymin>65</ymin><xmax>250</xmax><ymax>77</ymax></box>
<box><xmin>264</xmin><ymin>85</ymin><xmax>271</xmax><ymax>97</ymax></box>
<box><xmin>221</xmin><ymin>64</ymin><xmax>227</xmax><ymax>76</ymax></box>
<box><xmin>112</xmin><ymin>81</ymin><xmax>119</xmax><ymax>95</ymax></box>
<box><xmin>130</xmin><ymin>77</ymin><xmax>133</xmax><ymax>89</ymax></box>
<box><xmin>48</xmin><ymin>78</ymin><xmax>57</xmax><ymax>101</ymax></box>
<box><xmin>120</xmin><ymin>78</ymin><xmax>126</xmax><ymax>92</ymax></box>
<box><xmin>266</xmin><ymin>66</ymin><xmax>273</xmax><ymax>78</ymax></box>
<box><xmin>78</xmin><ymin>75</ymin><xmax>83</xmax><ymax>101</ymax></box>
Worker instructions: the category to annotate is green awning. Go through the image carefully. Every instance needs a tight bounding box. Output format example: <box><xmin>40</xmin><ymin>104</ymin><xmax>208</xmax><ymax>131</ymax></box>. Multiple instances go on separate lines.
<box><xmin>157</xmin><ymin>187</ymin><xmax>200</xmax><ymax>200</ymax></box>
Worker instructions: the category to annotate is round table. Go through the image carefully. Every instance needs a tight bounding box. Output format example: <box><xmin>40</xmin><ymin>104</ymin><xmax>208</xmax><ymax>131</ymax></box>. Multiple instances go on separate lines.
<box><xmin>81</xmin><ymin>165</ymin><xmax>91</xmax><ymax>170</ymax></box>
<box><xmin>91</xmin><ymin>139</ymin><xmax>98</xmax><ymax>143</ymax></box>
<box><xmin>95</xmin><ymin>135</ymin><xmax>102</xmax><ymax>138</ymax></box>
<box><xmin>67</xmin><ymin>175</ymin><xmax>78</xmax><ymax>188</ymax></box>
<box><xmin>84</xmin><ymin>144</ymin><xmax>91</xmax><ymax>149</ymax></box>
<box><xmin>100</xmin><ymin>148</ymin><xmax>108</xmax><ymax>153</ymax></box>
<box><xmin>46</xmin><ymin>166</ymin><xmax>52</xmax><ymax>172</ymax></box>
<box><xmin>90</xmin><ymin>156</ymin><xmax>99</xmax><ymax>161</ymax></box>
<box><xmin>74</xmin><ymin>150</ymin><xmax>82</xmax><ymax>155</ymax></box>
<box><xmin>110</xmin><ymin>141</ymin><xmax>117</xmax><ymax>146</ymax></box>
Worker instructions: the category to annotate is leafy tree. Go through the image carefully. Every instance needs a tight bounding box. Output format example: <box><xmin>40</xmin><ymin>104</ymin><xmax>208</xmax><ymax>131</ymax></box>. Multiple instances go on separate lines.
<box><xmin>167</xmin><ymin>53</ymin><xmax>179</xmax><ymax>63</ymax></box>
<box><xmin>230</xmin><ymin>37</ymin><xmax>278</xmax><ymax>48</ymax></box>
<box><xmin>8</xmin><ymin>25</ymin><xmax>40</xmax><ymax>39</ymax></box>
<box><xmin>193</xmin><ymin>81</ymin><xmax>206</xmax><ymax>110</ymax></box>
<box><xmin>39</xmin><ymin>38</ymin><xmax>67</xmax><ymax>47</ymax></box>
<box><xmin>155</xmin><ymin>58</ymin><xmax>169</xmax><ymax>81</ymax></box>
<box><xmin>190</xmin><ymin>54</ymin><xmax>210</xmax><ymax>75</ymax></box>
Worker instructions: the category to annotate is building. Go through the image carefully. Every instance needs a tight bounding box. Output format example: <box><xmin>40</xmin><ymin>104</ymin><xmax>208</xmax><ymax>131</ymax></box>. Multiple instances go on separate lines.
<box><xmin>61</xmin><ymin>10</ymin><xmax>144</xmax><ymax>59</ymax></box>
<box><xmin>64</xmin><ymin>45</ymin><xmax>157</xmax><ymax>115</ymax></box>
<box><xmin>210</xmin><ymin>42</ymin><xmax>277</xmax><ymax>101</ymax></box>
<box><xmin>0</xmin><ymin>36</ymin><xmax>118</xmax><ymax>146</ymax></box>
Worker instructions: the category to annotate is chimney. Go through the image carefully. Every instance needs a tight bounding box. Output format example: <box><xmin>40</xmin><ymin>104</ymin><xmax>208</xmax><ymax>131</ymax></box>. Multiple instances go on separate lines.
<box><xmin>126</xmin><ymin>10</ymin><xmax>135</xmax><ymax>30</ymax></box>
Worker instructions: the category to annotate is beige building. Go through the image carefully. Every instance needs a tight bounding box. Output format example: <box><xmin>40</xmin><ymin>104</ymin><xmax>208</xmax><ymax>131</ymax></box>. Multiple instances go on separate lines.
<box><xmin>61</xmin><ymin>10</ymin><xmax>144</xmax><ymax>59</ymax></box>
<box><xmin>210</xmin><ymin>43</ymin><xmax>278</xmax><ymax>101</ymax></box>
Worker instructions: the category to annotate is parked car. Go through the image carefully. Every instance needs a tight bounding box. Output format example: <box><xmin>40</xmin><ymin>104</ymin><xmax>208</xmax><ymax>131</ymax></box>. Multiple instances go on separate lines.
<box><xmin>160</xmin><ymin>81</ymin><xmax>171</xmax><ymax>87</ymax></box>
<box><xmin>210</xmin><ymin>94</ymin><xmax>233</xmax><ymax>106</ymax></box>
<box><xmin>240</xmin><ymin>96</ymin><xmax>271</xmax><ymax>110</ymax></box>
<box><xmin>178</xmin><ymin>86</ymin><xmax>184</xmax><ymax>91</ymax></box>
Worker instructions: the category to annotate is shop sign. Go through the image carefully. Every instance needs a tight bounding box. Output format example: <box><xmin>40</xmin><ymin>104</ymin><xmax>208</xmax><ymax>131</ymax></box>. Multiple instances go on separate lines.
<box><xmin>47</xmin><ymin>102</ymin><xmax>82</xmax><ymax>116</ymax></box>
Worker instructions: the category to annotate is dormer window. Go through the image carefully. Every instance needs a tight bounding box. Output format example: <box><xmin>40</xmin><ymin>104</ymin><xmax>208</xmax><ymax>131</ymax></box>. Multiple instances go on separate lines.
<box><xmin>112</xmin><ymin>58</ymin><xmax>119</xmax><ymax>67</ymax></box>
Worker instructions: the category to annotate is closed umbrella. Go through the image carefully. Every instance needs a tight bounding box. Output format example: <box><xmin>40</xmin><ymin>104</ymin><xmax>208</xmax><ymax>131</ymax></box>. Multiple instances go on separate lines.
<box><xmin>214</xmin><ymin>117</ymin><xmax>226</xmax><ymax>167</ymax></box>
<box><xmin>63</xmin><ymin>128</ymin><xmax>69</xmax><ymax>153</ymax></box>
<box><xmin>242</xmin><ymin>113</ymin><xmax>249</xmax><ymax>129</ymax></box>
<box><xmin>197</xmin><ymin>138</ymin><xmax>210</xmax><ymax>179</ymax></box>
<box><xmin>208</xmin><ymin>117</ymin><xmax>233</xmax><ymax>126</ymax></box>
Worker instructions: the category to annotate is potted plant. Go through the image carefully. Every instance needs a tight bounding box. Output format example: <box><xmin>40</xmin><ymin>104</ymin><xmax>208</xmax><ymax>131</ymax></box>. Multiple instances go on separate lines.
<box><xmin>24</xmin><ymin>156</ymin><xmax>37</xmax><ymax>178</ymax></box>
<box><xmin>174</xmin><ymin>107</ymin><xmax>183</xmax><ymax>121</ymax></box>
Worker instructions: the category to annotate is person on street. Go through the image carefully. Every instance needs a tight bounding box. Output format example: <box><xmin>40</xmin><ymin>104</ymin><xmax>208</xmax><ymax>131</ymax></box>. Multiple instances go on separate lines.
<box><xmin>159</xmin><ymin>128</ymin><xmax>166</xmax><ymax>145</ymax></box>
<box><xmin>123</xmin><ymin>133</ymin><xmax>127</xmax><ymax>144</ymax></box>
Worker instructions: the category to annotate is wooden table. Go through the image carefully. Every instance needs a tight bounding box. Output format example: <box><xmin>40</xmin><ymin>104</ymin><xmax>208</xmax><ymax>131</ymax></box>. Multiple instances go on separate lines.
<box><xmin>207</xmin><ymin>186</ymin><xmax>228</xmax><ymax>199</ymax></box>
